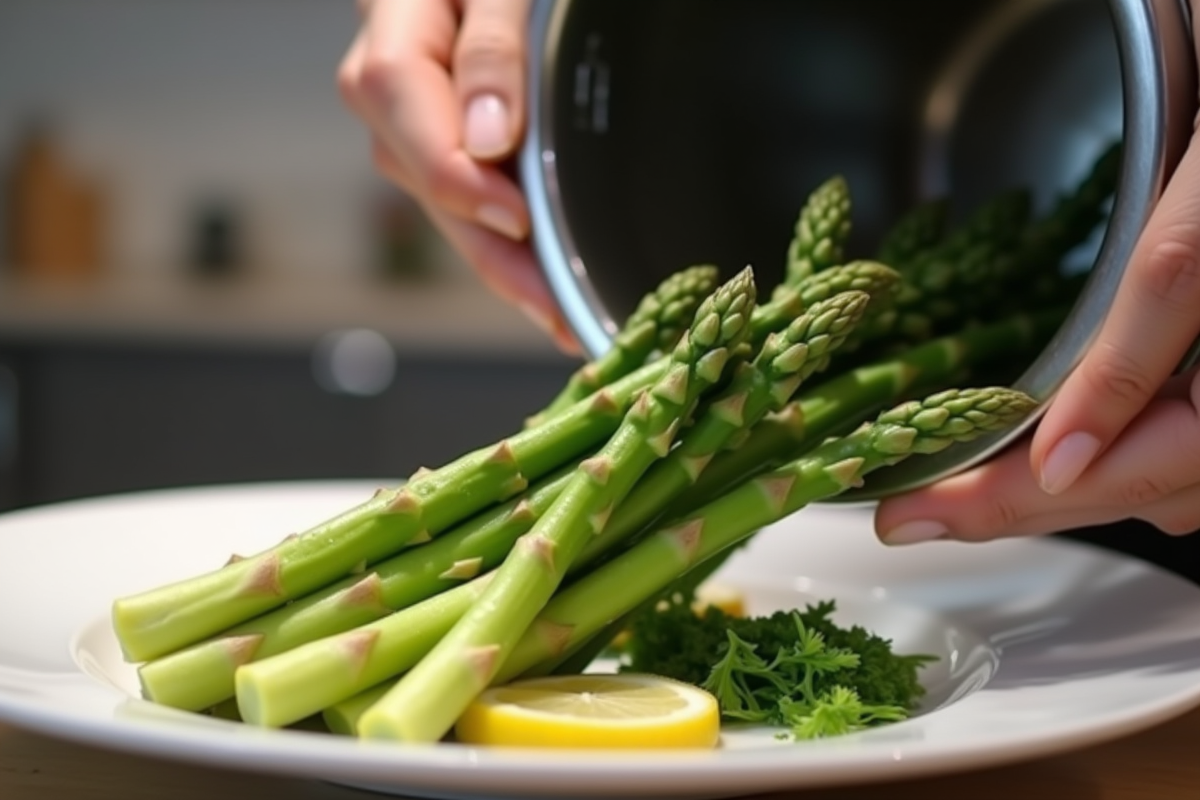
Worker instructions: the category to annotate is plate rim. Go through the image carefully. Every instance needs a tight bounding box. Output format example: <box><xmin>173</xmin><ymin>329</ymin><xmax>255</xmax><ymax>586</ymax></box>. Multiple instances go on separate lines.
<box><xmin>2</xmin><ymin>480</ymin><xmax>1200</xmax><ymax>798</ymax></box>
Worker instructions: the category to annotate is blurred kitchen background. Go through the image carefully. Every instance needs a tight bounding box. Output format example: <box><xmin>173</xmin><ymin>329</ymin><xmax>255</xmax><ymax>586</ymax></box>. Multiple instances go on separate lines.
<box><xmin>0</xmin><ymin>0</ymin><xmax>574</xmax><ymax>510</ymax></box>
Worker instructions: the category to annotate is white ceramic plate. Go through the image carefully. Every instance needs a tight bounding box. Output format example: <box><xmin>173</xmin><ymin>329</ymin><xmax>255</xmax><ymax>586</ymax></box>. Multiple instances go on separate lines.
<box><xmin>2</xmin><ymin>482</ymin><xmax>1200</xmax><ymax>800</ymax></box>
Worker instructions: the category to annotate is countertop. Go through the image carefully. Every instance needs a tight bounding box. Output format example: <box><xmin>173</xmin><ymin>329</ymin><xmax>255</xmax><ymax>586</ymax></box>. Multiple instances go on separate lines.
<box><xmin>2</xmin><ymin>704</ymin><xmax>1198</xmax><ymax>799</ymax></box>
<box><xmin>0</xmin><ymin>270</ymin><xmax>565</xmax><ymax>359</ymax></box>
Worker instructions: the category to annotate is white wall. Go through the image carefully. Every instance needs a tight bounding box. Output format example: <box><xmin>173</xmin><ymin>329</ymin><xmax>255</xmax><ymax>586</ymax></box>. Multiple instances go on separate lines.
<box><xmin>0</xmin><ymin>0</ymin><xmax>410</xmax><ymax>278</ymax></box>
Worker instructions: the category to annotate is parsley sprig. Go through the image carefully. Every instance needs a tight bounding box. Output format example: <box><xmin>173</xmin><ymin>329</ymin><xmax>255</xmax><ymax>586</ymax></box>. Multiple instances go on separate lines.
<box><xmin>701</xmin><ymin>614</ymin><xmax>909</xmax><ymax>739</ymax></box>
<box><xmin>623</xmin><ymin>597</ymin><xmax>933</xmax><ymax>740</ymax></box>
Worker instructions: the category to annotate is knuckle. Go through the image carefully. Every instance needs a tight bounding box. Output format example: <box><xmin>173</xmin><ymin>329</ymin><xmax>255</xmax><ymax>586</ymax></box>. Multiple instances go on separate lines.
<box><xmin>959</xmin><ymin>497</ymin><xmax>1026</xmax><ymax>541</ymax></box>
<box><xmin>1135</xmin><ymin>235</ymin><xmax>1200</xmax><ymax>311</ymax></box>
<box><xmin>456</xmin><ymin>27</ymin><xmax>523</xmax><ymax>74</ymax></box>
<box><xmin>1084</xmin><ymin>345</ymin><xmax>1158</xmax><ymax>406</ymax></box>
<box><xmin>1118</xmin><ymin>474</ymin><xmax>1175</xmax><ymax>507</ymax></box>
<box><xmin>357</xmin><ymin>49</ymin><xmax>418</xmax><ymax>103</ymax></box>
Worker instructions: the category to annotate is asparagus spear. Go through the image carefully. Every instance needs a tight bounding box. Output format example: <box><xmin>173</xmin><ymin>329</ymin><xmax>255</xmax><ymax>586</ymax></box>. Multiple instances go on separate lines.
<box><xmin>539</xmin><ymin>310</ymin><xmax>1058</xmax><ymax>673</ymax></box>
<box><xmin>1012</xmin><ymin>141</ymin><xmax>1121</xmax><ymax>276</ymax></box>
<box><xmin>138</xmin><ymin>466</ymin><xmax>577</xmax><ymax>712</ymax></box>
<box><xmin>883</xmin><ymin>145</ymin><xmax>1117</xmax><ymax>339</ymax></box>
<box><xmin>780</xmin><ymin>175</ymin><xmax>852</xmax><ymax>291</ymax></box>
<box><xmin>232</xmin><ymin>290</ymin><xmax>871</xmax><ymax>726</ymax></box>
<box><xmin>133</xmin><ymin>277</ymin><xmax>895</xmax><ymax>709</ymax></box>
<box><xmin>207</xmin><ymin>292</ymin><xmax>864</xmax><ymax>725</ymax></box>
<box><xmin>491</xmin><ymin>387</ymin><xmax>1036</xmax><ymax>684</ymax></box>
<box><xmin>324</xmin><ymin>683</ymin><xmax>390</xmax><ymax>737</ymax></box>
<box><xmin>317</xmin><ymin>309</ymin><xmax>1055</xmax><ymax>731</ymax></box>
<box><xmin>142</xmin><ymin>305</ymin><xmax>1056</xmax><ymax>714</ymax></box>
<box><xmin>895</xmin><ymin>188</ymin><xmax>1031</xmax><ymax>304</ymax></box>
<box><xmin>131</xmin><ymin>249</ymin><xmax>877</xmax><ymax>666</ymax></box>
<box><xmin>112</xmin><ymin>355</ymin><xmax>671</xmax><ymax>662</ymax></box>
<box><xmin>875</xmin><ymin>197</ymin><xmax>949</xmax><ymax>268</ymax></box>
<box><xmin>324</xmin><ymin>386</ymin><xmax>1035</xmax><ymax>733</ymax></box>
<box><xmin>237</xmin><ymin>575</ymin><xmax>493</xmax><ymax>728</ymax></box>
<box><xmin>528</xmin><ymin>265</ymin><xmax>720</xmax><ymax>426</ymax></box>
<box><xmin>355</xmin><ymin>268</ymin><xmax>757</xmax><ymax>743</ymax></box>
<box><xmin>993</xmin><ymin>141</ymin><xmax>1121</xmax><ymax>315</ymax></box>
<box><xmin>677</xmin><ymin>308</ymin><xmax>1061</xmax><ymax>509</ymax></box>
<box><xmin>574</xmin><ymin>289</ymin><xmax>871</xmax><ymax>568</ymax></box>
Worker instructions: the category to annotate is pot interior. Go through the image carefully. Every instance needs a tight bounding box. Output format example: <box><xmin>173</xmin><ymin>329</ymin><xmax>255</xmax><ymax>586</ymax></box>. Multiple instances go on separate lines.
<box><xmin>537</xmin><ymin>0</ymin><xmax>1122</xmax><ymax>328</ymax></box>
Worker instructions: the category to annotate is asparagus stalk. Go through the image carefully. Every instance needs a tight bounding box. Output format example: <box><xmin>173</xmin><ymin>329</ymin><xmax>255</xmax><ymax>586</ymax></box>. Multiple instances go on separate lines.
<box><xmin>324</xmin><ymin>386</ymin><xmax>1036</xmax><ymax>733</ymax></box>
<box><xmin>780</xmin><ymin>175</ymin><xmax>852</xmax><ymax>291</ymax></box>
<box><xmin>229</xmin><ymin>308</ymin><xmax>837</xmax><ymax>727</ymax></box>
<box><xmin>190</xmin><ymin>282</ymin><xmax>858</xmax><ymax>720</ymax></box>
<box><xmin>885</xmin><ymin>145</ymin><xmax>1116</xmax><ymax>340</ymax></box>
<box><xmin>236</xmin><ymin>574</ymin><xmax>493</xmax><ymax>728</ymax></box>
<box><xmin>894</xmin><ymin>188</ymin><xmax>1031</xmax><ymax>305</ymax></box>
<box><xmin>318</xmin><ymin>311</ymin><xmax>1054</xmax><ymax>732</ymax></box>
<box><xmin>137</xmin><ymin>284</ymin><xmax>890</xmax><ymax>713</ymax></box>
<box><xmin>1012</xmin><ymin>141</ymin><xmax>1121</xmax><ymax>276</ymax></box>
<box><xmin>138</xmin><ymin>466</ymin><xmax>577</xmax><ymax>711</ymax></box>
<box><xmin>355</xmin><ymin>268</ymin><xmax>757</xmax><ymax>743</ymax></box>
<box><xmin>679</xmin><ymin>308</ymin><xmax>1061</xmax><ymax>506</ymax></box>
<box><xmin>324</xmin><ymin>683</ymin><xmax>390</xmax><ymax>736</ymax></box>
<box><xmin>112</xmin><ymin>355</ymin><xmax>671</xmax><ymax>663</ymax></box>
<box><xmin>528</xmin><ymin>265</ymin><xmax>720</xmax><ymax>426</ymax></box>
<box><xmin>574</xmin><ymin>289</ymin><xmax>871</xmax><ymax>568</ymax></box>
<box><xmin>491</xmin><ymin>387</ymin><xmax>1036</xmax><ymax>684</ymax></box>
<box><xmin>933</xmin><ymin>187</ymin><xmax>1032</xmax><ymax>257</ymax></box>
<box><xmin>544</xmin><ymin>311</ymin><xmax>1057</xmax><ymax>669</ymax></box>
<box><xmin>875</xmin><ymin>197</ymin><xmax>949</xmax><ymax>268</ymax></box>
<box><xmin>144</xmin><ymin>307</ymin><xmax>1057</xmax><ymax>715</ymax></box>
<box><xmin>993</xmin><ymin>141</ymin><xmax>1121</xmax><ymax>315</ymax></box>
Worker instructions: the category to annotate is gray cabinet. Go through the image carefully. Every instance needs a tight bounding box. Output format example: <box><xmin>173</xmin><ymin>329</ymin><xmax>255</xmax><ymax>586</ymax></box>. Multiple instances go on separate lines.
<box><xmin>0</xmin><ymin>341</ymin><xmax>574</xmax><ymax>509</ymax></box>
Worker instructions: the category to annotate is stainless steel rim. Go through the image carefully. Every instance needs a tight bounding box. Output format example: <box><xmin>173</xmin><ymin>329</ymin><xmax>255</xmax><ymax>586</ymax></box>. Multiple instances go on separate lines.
<box><xmin>522</xmin><ymin>0</ymin><xmax>619</xmax><ymax>361</ymax></box>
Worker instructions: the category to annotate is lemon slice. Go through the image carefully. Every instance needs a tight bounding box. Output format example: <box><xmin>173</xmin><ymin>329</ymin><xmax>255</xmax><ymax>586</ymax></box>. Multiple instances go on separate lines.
<box><xmin>692</xmin><ymin>581</ymin><xmax>746</xmax><ymax>618</ymax></box>
<box><xmin>454</xmin><ymin>673</ymin><xmax>721</xmax><ymax>749</ymax></box>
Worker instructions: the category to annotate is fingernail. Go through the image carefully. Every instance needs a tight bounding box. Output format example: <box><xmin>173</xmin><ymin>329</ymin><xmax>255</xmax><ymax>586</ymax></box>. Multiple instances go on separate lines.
<box><xmin>465</xmin><ymin>94</ymin><xmax>511</xmax><ymax>159</ymax></box>
<box><xmin>882</xmin><ymin>520</ymin><xmax>949</xmax><ymax>546</ymax></box>
<box><xmin>1039</xmin><ymin>431</ymin><xmax>1101</xmax><ymax>495</ymax></box>
<box><xmin>477</xmin><ymin>203</ymin><xmax>524</xmax><ymax>240</ymax></box>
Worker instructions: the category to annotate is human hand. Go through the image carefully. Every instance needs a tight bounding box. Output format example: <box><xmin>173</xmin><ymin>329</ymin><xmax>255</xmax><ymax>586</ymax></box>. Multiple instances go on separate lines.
<box><xmin>875</xmin><ymin>68</ymin><xmax>1200</xmax><ymax>546</ymax></box>
<box><xmin>338</xmin><ymin>0</ymin><xmax>580</xmax><ymax>354</ymax></box>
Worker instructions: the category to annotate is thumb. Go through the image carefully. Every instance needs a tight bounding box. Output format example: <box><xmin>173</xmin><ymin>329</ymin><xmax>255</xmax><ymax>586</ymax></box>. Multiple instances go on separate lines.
<box><xmin>454</xmin><ymin>0</ymin><xmax>532</xmax><ymax>161</ymax></box>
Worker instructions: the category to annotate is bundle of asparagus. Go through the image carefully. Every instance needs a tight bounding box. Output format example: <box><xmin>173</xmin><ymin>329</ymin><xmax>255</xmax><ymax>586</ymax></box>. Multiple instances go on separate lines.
<box><xmin>110</xmin><ymin>145</ymin><xmax>1116</xmax><ymax>745</ymax></box>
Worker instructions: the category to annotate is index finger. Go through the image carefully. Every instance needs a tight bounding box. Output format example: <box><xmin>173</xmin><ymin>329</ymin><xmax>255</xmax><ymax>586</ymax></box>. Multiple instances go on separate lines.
<box><xmin>1030</xmin><ymin>131</ymin><xmax>1200</xmax><ymax>494</ymax></box>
